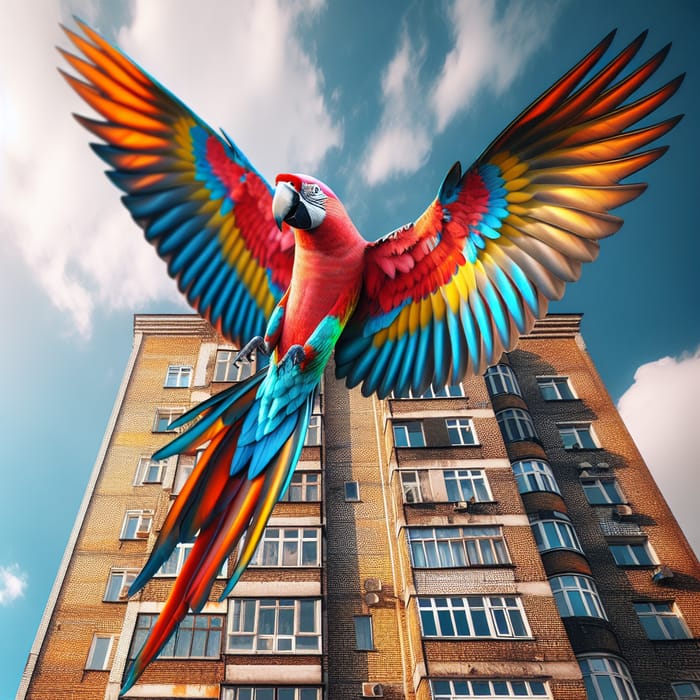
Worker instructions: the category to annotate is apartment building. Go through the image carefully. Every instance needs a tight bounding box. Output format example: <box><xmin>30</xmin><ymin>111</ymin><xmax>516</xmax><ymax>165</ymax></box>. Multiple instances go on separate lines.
<box><xmin>17</xmin><ymin>313</ymin><xmax>700</xmax><ymax>700</ymax></box>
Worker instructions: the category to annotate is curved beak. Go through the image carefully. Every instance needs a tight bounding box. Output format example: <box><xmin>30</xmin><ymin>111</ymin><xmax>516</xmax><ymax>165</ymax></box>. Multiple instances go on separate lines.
<box><xmin>272</xmin><ymin>181</ymin><xmax>300</xmax><ymax>231</ymax></box>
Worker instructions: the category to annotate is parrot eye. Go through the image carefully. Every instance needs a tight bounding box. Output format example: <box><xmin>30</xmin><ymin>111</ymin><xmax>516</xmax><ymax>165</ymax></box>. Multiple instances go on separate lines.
<box><xmin>301</xmin><ymin>182</ymin><xmax>325</xmax><ymax>204</ymax></box>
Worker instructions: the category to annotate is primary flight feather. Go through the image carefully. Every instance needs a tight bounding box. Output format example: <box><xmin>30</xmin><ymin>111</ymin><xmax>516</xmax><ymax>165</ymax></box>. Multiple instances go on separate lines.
<box><xmin>59</xmin><ymin>19</ymin><xmax>682</xmax><ymax>693</ymax></box>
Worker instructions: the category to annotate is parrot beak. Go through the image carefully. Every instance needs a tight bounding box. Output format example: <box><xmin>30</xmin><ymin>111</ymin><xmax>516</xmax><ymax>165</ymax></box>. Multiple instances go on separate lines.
<box><xmin>273</xmin><ymin>181</ymin><xmax>301</xmax><ymax>230</ymax></box>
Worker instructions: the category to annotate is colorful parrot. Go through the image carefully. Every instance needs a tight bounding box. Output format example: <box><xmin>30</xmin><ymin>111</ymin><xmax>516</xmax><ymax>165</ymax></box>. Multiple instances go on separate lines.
<box><xmin>59</xmin><ymin>20</ymin><xmax>682</xmax><ymax>694</ymax></box>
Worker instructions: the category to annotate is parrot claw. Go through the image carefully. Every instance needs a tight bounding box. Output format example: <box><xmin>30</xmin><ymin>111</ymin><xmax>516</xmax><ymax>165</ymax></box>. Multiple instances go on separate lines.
<box><xmin>280</xmin><ymin>344</ymin><xmax>306</xmax><ymax>369</ymax></box>
<box><xmin>234</xmin><ymin>336</ymin><xmax>270</xmax><ymax>365</ymax></box>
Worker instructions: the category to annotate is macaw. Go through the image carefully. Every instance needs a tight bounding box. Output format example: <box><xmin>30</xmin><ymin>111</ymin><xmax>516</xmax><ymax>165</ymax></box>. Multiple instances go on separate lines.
<box><xmin>59</xmin><ymin>20</ymin><xmax>682</xmax><ymax>694</ymax></box>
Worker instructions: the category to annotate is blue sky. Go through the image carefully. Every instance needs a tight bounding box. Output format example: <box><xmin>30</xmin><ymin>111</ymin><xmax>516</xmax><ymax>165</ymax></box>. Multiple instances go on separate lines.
<box><xmin>0</xmin><ymin>1</ymin><xmax>698</xmax><ymax>696</ymax></box>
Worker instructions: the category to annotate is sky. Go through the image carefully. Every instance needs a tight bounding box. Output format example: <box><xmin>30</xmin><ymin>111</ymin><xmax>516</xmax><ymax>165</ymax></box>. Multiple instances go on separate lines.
<box><xmin>0</xmin><ymin>0</ymin><xmax>698</xmax><ymax>696</ymax></box>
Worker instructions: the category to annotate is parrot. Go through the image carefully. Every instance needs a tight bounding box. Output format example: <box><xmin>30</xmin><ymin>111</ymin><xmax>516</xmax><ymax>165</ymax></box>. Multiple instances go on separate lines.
<box><xmin>58</xmin><ymin>19</ymin><xmax>683</xmax><ymax>695</ymax></box>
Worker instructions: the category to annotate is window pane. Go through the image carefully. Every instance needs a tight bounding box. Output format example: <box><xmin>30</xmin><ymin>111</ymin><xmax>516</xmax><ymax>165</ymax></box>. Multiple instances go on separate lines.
<box><xmin>354</xmin><ymin>616</ymin><xmax>373</xmax><ymax>650</ymax></box>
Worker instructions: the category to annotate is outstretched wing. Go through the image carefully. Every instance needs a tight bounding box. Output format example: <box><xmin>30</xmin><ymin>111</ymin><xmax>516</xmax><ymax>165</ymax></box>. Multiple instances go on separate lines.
<box><xmin>59</xmin><ymin>20</ymin><xmax>294</xmax><ymax>345</ymax></box>
<box><xmin>336</xmin><ymin>30</ymin><xmax>683</xmax><ymax>398</ymax></box>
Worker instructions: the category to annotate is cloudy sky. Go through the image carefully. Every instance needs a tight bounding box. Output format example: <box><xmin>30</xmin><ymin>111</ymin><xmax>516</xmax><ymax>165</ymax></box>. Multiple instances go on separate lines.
<box><xmin>1</xmin><ymin>0</ymin><xmax>698</xmax><ymax>696</ymax></box>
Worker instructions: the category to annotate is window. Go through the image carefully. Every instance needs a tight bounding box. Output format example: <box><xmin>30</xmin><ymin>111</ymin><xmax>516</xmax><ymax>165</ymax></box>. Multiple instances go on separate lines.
<box><xmin>344</xmin><ymin>481</ymin><xmax>360</xmax><ymax>501</ymax></box>
<box><xmin>134</xmin><ymin>457</ymin><xmax>168</xmax><ymax>485</ymax></box>
<box><xmin>673</xmin><ymin>681</ymin><xmax>700</xmax><ymax>698</ymax></box>
<box><xmin>529</xmin><ymin>513</ymin><xmax>583</xmax><ymax>554</ymax></box>
<box><xmin>223</xmin><ymin>688</ymin><xmax>321</xmax><ymax>700</ymax></box>
<box><xmin>131</xmin><ymin>613</ymin><xmax>223</xmax><ymax>658</ymax></box>
<box><xmin>579</xmin><ymin>655</ymin><xmax>640</xmax><ymax>700</ymax></box>
<box><xmin>214</xmin><ymin>349</ymin><xmax>254</xmax><ymax>382</ymax></box>
<box><xmin>550</xmin><ymin>575</ymin><xmax>607</xmax><ymax>619</ymax></box>
<box><xmin>609</xmin><ymin>539</ymin><xmax>655</xmax><ymax>566</ymax></box>
<box><xmin>430</xmin><ymin>679</ymin><xmax>548</xmax><ymax>699</ymax></box>
<box><xmin>393</xmin><ymin>420</ymin><xmax>426</xmax><ymax>447</ymax></box>
<box><xmin>408</xmin><ymin>526</ymin><xmax>510</xmax><ymax>568</ymax></box>
<box><xmin>85</xmin><ymin>634</ymin><xmax>113</xmax><ymax>670</ymax></box>
<box><xmin>156</xmin><ymin>539</ymin><xmax>229</xmax><ymax>577</ymax></box>
<box><xmin>512</xmin><ymin>460</ymin><xmax>561</xmax><ymax>495</ymax></box>
<box><xmin>418</xmin><ymin>596</ymin><xmax>530</xmax><ymax>639</ymax></box>
<box><xmin>581</xmin><ymin>477</ymin><xmax>625</xmax><ymax>505</ymax></box>
<box><xmin>537</xmin><ymin>376</ymin><xmax>575</xmax><ymax>400</ymax></box>
<box><xmin>634</xmin><ymin>602</ymin><xmax>691</xmax><ymax>640</ymax></box>
<box><xmin>164</xmin><ymin>364</ymin><xmax>192</xmax><ymax>388</ymax></box>
<box><xmin>558</xmin><ymin>423</ymin><xmax>598</xmax><ymax>450</ymax></box>
<box><xmin>445</xmin><ymin>418</ymin><xmax>477</xmax><ymax>446</ymax></box>
<box><xmin>419</xmin><ymin>384</ymin><xmax>466</xmax><ymax>398</ymax></box>
<box><xmin>400</xmin><ymin>471</ymin><xmax>423</xmax><ymax>503</ymax></box>
<box><xmin>354</xmin><ymin>615</ymin><xmax>374</xmax><ymax>650</ymax></box>
<box><xmin>228</xmin><ymin>599</ymin><xmax>321</xmax><ymax>653</ymax></box>
<box><xmin>496</xmin><ymin>408</ymin><xmax>537</xmax><ymax>442</ymax></box>
<box><xmin>279</xmin><ymin>472</ymin><xmax>321</xmax><ymax>502</ymax></box>
<box><xmin>443</xmin><ymin>469</ymin><xmax>491</xmax><ymax>502</ymax></box>
<box><xmin>484</xmin><ymin>364</ymin><xmax>522</xmax><ymax>396</ymax></box>
<box><xmin>250</xmin><ymin>528</ymin><xmax>321</xmax><ymax>567</ymax></box>
<box><xmin>120</xmin><ymin>510</ymin><xmax>153</xmax><ymax>540</ymax></box>
<box><xmin>104</xmin><ymin>569</ymin><xmax>138</xmax><ymax>602</ymax></box>
<box><xmin>154</xmin><ymin>407</ymin><xmax>185</xmax><ymax>432</ymax></box>
<box><xmin>304</xmin><ymin>415</ymin><xmax>321</xmax><ymax>447</ymax></box>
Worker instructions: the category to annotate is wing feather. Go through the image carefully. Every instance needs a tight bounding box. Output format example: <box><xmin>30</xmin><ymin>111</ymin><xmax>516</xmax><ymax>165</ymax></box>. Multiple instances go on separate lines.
<box><xmin>336</xmin><ymin>32</ymin><xmax>682</xmax><ymax>396</ymax></box>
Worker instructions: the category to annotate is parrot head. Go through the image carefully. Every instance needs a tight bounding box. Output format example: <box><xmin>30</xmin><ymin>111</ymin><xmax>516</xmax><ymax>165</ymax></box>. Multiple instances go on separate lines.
<box><xmin>272</xmin><ymin>174</ymin><xmax>337</xmax><ymax>231</ymax></box>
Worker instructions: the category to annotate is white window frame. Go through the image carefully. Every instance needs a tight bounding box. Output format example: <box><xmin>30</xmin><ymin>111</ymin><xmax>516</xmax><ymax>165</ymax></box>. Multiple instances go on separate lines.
<box><xmin>392</xmin><ymin>420</ymin><xmax>426</xmax><ymax>448</ymax></box>
<box><xmin>104</xmin><ymin>568</ymin><xmax>138</xmax><ymax>602</ymax></box>
<box><xmin>120</xmin><ymin>510</ymin><xmax>153</xmax><ymax>540</ymax></box>
<box><xmin>249</xmin><ymin>527</ymin><xmax>321</xmax><ymax>567</ymax></box>
<box><xmin>134</xmin><ymin>456</ymin><xmax>168</xmax><ymax>485</ymax></box>
<box><xmin>153</xmin><ymin>407</ymin><xmax>186</xmax><ymax>433</ymax></box>
<box><xmin>227</xmin><ymin>598</ymin><xmax>322</xmax><ymax>654</ymax></box>
<box><xmin>529</xmin><ymin>514</ymin><xmax>583</xmax><ymax>554</ymax></box>
<box><xmin>131</xmin><ymin>613</ymin><xmax>224</xmax><ymax>658</ymax></box>
<box><xmin>222</xmin><ymin>688</ymin><xmax>322</xmax><ymax>700</ymax></box>
<box><xmin>214</xmin><ymin>348</ymin><xmax>254</xmax><ymax>382</ymax></box>
<box><xmin>550</xmin><ymin>575</ymin><xmax>607</xmax><ymax>619</ymax></box>
<box><xmin>156</xmin><ymin>539</ymin><xmax>229</xmax><ymax>577</ymax></box>
<box><xmin>354</xmin><ymin>615</ymin><xmax>374</xmax><ymax>650</ymax></box>
<box><xmin>344</xmin><ymin>481</ymin><xmax>360</xmax><ymax>502</ymax></box>
<box><xmin>608</xmin><ymin>539</ymin><xmax>657</xmax><ymax>566</ymax></box>
<box><xmin>673</xmin><ymin>681</ymin><xmax>700</xmax><ymax>699</ymax></box>
<box><xmin>581</xmin><ymin>477</ymin><xmax>625</xmax><ymax>505</ymax></box>
<box><xmin>85</xmin><ymin>634</ymin><xmax>114</xmax><ymax>670</ymax></box>
<box><xmin>164</xmin><ymin>364</ymin><xmax>192</xmax><ymax>388</ymax></box>
<box><xmin>579</xmin><ymin>655</ymin><xmax>640</xmax><ymax>700</ymax></box>
<box><xmin>557</xmin><ymin>422</ymin><xmax>599</xmax><ymax>450</ymax></box>
<box><xmin>430</xmin><ymin>678</ymin><xmax>549</xmax><ymax>699</ymax></box>
<box><xmin>496</xmin><ymin>408</ymin><xmax>537</xmax><ymax>442</ymax></box>
<box><xmin>536</xmin><ymin>376</ymin><xmax>576</xmax><ymax>400</ymax></box>
<box><xmin>634</xmin><ymin>602</ymin><xmax>691</xmax><ymax>640</ymax></box>
<box><xmin>443</xmin><ymin>469</ymin><xmax>492</xmax><ymax>503</ymax></box>
<box><xmin>512</xmin><ymin>460</ymin><xmax>561</xmax><ymax>495</ymax></box>
<box><xmin>408</xmin><ymin>526</ymin><xmax>510</xmax><ymax>568</ymax></box>
<box><xmin>304</xmin><ymin>415</ymin><xmax>322</xmax><ymax>447</ymax></box>
<box><xmin>445</xmin><ymin>418</ymin><xmax>478</xmax><ymax>446</ymax></box>
<box><xmin>279</xmin><ymin>471</ymin><xmax>321</xmax><ymax>502</ymax></box>
<box><xmin>400</xmin><ymin>471</ymin><xmax>423</xmax><ymax>504</ymax></box>
<box><xmin>484</xmin><ymin>364</ymin><xmax>522</xmax><ymax>397</ymax></box>
<box><xmin>418</xmin><ymin>596</ymin><xmax>531</xmax><ymax>639</ymax></box>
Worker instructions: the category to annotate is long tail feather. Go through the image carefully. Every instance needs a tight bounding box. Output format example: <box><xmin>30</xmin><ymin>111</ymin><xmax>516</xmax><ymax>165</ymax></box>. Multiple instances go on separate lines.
<box><xmin>120</xmin><ymin>373</ymin><xmax>314</xmax><ymax>696</ymax></box>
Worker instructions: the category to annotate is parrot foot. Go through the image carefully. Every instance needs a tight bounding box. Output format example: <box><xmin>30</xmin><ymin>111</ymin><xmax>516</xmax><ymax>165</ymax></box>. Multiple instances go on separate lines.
<box><xmin>280</xmin><ymin>344</ymin><xmax>306</xmax><ymax>370</ymax></box>
<box><xmin>234</xmin><ymin>336</ymin><xmax>270</xmax><ymax>365</ymax></box>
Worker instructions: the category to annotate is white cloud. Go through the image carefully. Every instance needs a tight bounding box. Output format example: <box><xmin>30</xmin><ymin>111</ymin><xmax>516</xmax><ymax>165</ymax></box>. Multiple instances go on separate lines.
<box><xmin>363</xmin><ymin>31</ymin><xmax>431</xmax><ymax>185</ymax></box>
<box><xmin>0</xmin><ymin>0</ymin><xmax>340</xmax><ymax>338</ymax></box>
<box><xmin>618</xmin><ymin>348</ymin><xmax>700</xmax><ymax>556</ymax></box>
<box><xmin>0</xmin><ymin>564</ymin><xmax>27</xmax><ymax>606</ymax></box>
<box><xmin>363</xmin><ymin>0</ymin><xmax>558</xmax><ymax>185</ymax></box>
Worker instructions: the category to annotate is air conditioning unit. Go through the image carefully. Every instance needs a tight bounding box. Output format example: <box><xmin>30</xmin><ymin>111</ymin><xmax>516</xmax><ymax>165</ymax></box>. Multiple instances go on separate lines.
<box><xmin>364</xmin><ymin>578</ymin><xmax>382</xmax><ymax>593</ymax></box>
<box><xmin>596</xmin><ymin>462</ymin><xmax>610</xmax><ymax>471</ymax></box>
<box><xmin>453</xmin><ymin>501</ymin><xmax>470</xmax><ymax>512</ymax></box>
<box><xmin>135</xmin><ymin>529</ymin><xmax>150</xmax><ymax>539</ymax></box>
<box><xmin>362</xmin><ymin>683</ymin><xmax>384</xmax><ymax>697</ymax></box>
<box><xmin>577</xmin><ymin>462</ymin><xmax>593</xmax><ymax>471</ymax></box>
<box><xmin>364</xmin><ymin>592</ymin><xmax>380</xmax><ymax>606</ymax></box>
<box><xmin>613</xmin><ymin>504</ymin><xmax>633</xmax><ymax>520</ymax></box>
